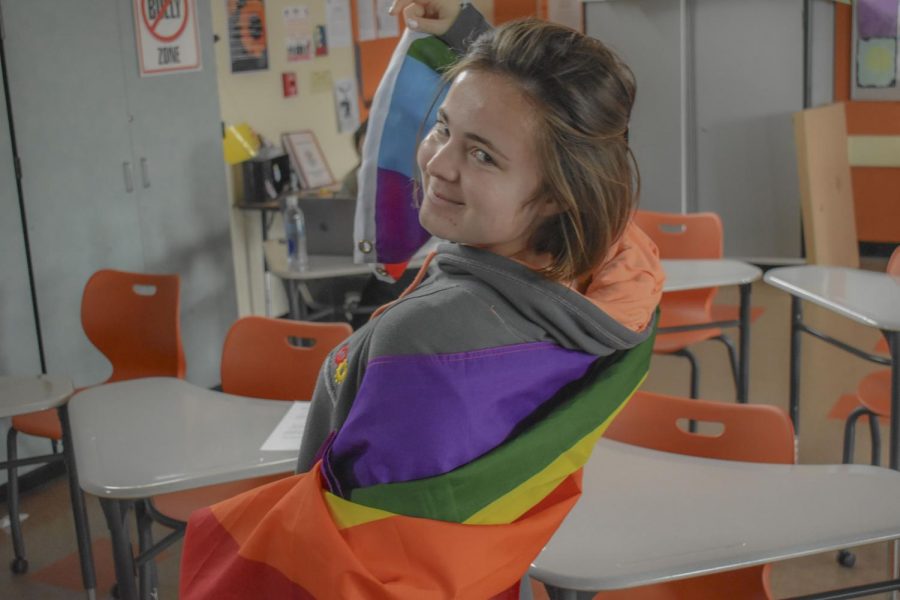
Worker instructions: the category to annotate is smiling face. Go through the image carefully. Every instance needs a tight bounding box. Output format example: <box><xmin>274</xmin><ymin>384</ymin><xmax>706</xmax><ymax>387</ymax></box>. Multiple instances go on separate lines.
<box><xmin>417</xmin><ymin>70</ymin><xmax>556</xmax><ymax>261</ymax></box>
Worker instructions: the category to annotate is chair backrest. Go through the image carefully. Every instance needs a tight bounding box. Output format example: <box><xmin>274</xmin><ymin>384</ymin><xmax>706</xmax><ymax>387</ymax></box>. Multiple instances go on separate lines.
<box><xmin>81</xmin><ymin>269</ymin><xmax>185</xmax><ymax>383</ymax></box>
<box><xmin>634</xmin><ymin>210</ymin><xmax>724</xmax><ymax>310</ymax></box>
<box><xmin>220</xmin><ymin>316</ymin><xmax>352</xmax><ymax>400</ymax></box>
<box><xmin>605</xmin><ymin>390</ymin><xmax>795</xmax><ymax>464</ymax></box>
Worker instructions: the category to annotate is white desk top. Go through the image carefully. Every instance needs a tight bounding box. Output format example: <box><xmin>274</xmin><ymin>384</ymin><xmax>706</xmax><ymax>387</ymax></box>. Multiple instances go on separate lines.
<box><xmin>68</xmin><ymin>378</ymin><xmax>301</xmax><ymax>498</ymax></box>
<box><xmin>764</xmin><ymin>265</ymin><xmax>900</xmax><ymax>331</ymax></box>
<box><xmin>264</xmin><ymin>240</ymin><xmax>374</xmax><ymax>281</ymax></box>
<box><xmin>531</xmin><ymin>439</ymin><xmax>900</xmax><ymax>592</ymax></box>
<box><xmin>265</xmin><ymin>243</ymin><xmax>759</xmax><ymax>292</ymax></box>
<box><xmin>0</xmin><ymin>374</ymin><xmax>74</xmax><ymax>418</ymax></box>
<box><xmin>660</xmin><ymin>259</ymin><xmax>761</xmax><ymax>292</ymax></box>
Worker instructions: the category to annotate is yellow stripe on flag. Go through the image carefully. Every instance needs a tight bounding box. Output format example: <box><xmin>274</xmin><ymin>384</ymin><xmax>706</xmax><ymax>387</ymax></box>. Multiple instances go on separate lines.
<box><xmin>464</xmin><ymin>374</ymin><xmax>646</xmax><ymax>525</ymax></box>
<box><xmin>325</xmin><ymin>490</ymin><xmax>396</xmax><ymax>530</ymax></box>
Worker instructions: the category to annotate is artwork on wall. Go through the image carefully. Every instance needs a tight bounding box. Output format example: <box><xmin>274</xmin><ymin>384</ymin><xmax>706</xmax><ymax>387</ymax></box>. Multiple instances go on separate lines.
<box><xmin>284</xmin><ymin>5</ymin><xmax>313</xmax><ymax>62</ymax></box>
<box><xmin>228</xmin><ymin>0</ymin><xmax>269</xmax><ymax>73</ymax></box>
<box><xmin>852</xmin><ymin>0</ymin><xmax>900</xmax><ymax>100</ymax></box>
<box><xmin>283</xmin><ymin>131</ymin><xmax>336</xmax><ymax>189</ymax></box>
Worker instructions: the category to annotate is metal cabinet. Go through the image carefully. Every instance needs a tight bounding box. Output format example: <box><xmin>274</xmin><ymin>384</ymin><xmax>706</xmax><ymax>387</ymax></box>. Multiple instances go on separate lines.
<box><xmin>1</xmin><ymin>0</ymin><xmax>235</xmax><ymax>387</ymax></box>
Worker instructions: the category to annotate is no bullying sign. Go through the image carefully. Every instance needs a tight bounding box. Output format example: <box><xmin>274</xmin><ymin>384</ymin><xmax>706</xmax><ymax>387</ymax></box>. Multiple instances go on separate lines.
<box><xmin>134</xmin><ymin>0</ymin><xmax>202</xmax><ymax>76</ymax></box>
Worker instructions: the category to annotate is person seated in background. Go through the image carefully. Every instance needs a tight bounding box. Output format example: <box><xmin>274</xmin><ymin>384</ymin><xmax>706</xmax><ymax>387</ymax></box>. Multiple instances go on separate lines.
<box><xmin>339</xmin><ymin>119</ymin><xmax>368</xmax><ymax>199</ymax></box>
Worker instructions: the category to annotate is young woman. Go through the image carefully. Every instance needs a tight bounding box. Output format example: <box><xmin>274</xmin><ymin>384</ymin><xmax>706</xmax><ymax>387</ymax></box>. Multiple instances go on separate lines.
<box><xmin>181</xmin><ymin>4</ymin><xmax>664</xmax><ymax>598</ymax></box>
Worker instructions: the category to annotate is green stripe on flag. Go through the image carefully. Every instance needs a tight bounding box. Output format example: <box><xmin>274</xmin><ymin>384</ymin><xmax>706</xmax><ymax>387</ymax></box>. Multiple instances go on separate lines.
<box><xmin>349</xmin><ymin>324</ymin><xmax>656</xmax><ymax>522</ymax></box>
<box><xmin>408</xmin><ymin>37</ymin><xmax>457</xmax><ymax>73</ymax></box>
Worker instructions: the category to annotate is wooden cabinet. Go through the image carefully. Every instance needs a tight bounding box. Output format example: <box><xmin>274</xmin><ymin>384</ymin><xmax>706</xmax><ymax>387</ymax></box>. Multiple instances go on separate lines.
<box><xmin>1</xmin><ymin>0</ymin><xmax>235</xmax><ymax>387</ymax></box>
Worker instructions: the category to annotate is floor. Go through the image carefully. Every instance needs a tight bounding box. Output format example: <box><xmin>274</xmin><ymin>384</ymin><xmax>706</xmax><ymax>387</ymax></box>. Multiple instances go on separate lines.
<box><xmin>0</xmin><ymin>256</ymin><xmax>896</xmax><ymax>599</ymax></box>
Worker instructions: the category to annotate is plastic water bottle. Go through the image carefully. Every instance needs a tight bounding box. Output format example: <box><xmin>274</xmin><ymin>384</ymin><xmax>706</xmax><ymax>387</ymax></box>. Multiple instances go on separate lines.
<box><xmin>283</xmin><ymin>195</ymin><xmax>309</xmax><ymax>271</ymax></box>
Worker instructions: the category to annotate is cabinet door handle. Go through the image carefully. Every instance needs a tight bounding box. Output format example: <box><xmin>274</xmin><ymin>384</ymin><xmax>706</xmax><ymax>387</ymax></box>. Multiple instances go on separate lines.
<box><xmin>123</xmin><ymin>161</ymin><xmax>134</xmax><ymax>193</ymax></box>
<box><xmin>140</xmin><ymin>157</ymin><xmax>150</xmax><ymax>189</ymax></box>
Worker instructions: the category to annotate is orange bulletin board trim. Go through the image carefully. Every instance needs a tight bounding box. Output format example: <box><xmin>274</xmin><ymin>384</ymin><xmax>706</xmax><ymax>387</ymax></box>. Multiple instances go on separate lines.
<box><xmin>833</xmin><ymin>3</ymin><xmax>900</xmax><ymax>243</ymax></box>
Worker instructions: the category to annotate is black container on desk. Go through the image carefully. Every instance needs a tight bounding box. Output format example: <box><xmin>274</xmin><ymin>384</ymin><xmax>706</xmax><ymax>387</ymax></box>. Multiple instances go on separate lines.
<box><xmin>237</xmin><ymin>151</ymin><xmax>292</xmax><ymax>203</ymax></box>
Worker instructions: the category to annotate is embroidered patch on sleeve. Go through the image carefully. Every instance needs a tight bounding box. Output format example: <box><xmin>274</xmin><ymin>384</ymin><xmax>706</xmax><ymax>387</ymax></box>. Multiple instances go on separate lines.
<box><xmin>333</xmin><ymin>344</ymin><xmax>349</xmax><ymax>385</ymax></box>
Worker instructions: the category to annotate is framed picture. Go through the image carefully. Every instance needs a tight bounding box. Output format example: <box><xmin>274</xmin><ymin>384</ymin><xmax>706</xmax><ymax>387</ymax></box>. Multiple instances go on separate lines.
<box><xmin>282</xmin><ymin>130</ymin><xmax>336</xmax><ymax>189</ymax></box>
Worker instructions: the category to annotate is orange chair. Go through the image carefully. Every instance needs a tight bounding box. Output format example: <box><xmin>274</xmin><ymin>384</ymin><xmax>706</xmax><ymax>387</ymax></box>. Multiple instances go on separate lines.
<box><xmin>833</xmin><ymin>247</ymin><xmax>900</xmax><ymax>467</ymax></box>
<box><xmin>530</xmin><ymin>390</ymin><xmax>795</xmax><ymax>600</ymax></box>
<box><xmin>135</xmin><ymin>316</ymin><xmax>352</xmax><ymax>595</ymax></box>
<box><xmin>634</xmin><ymin>210</ymin><xmax>764</xmax><ymax>400</ymax></box>
<box><xmin>5</xmin><ymin>269</ymin><xmax>183</xmax><ymax>574</ymax></box>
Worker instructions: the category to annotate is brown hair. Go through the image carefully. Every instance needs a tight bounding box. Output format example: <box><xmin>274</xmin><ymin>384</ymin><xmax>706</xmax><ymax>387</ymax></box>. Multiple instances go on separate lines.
<box><xmin>444</xmin><ymin>19</ymin><xmax>639</xmax><ymax>282</ymax></box>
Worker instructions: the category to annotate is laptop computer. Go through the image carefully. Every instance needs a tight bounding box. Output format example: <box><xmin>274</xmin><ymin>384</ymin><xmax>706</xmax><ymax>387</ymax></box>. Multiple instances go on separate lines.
<box><xmin>295</xmin><ymin>195</ymin><xmax>356</xmax><ymax>256</ymax></box>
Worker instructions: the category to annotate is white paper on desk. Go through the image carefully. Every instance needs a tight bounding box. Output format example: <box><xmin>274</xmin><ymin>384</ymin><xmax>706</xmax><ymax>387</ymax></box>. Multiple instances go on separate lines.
<box><xmin>261</xmin><ymin>401</ymin><xmax>311</xmax><ymax>451</ymax></box>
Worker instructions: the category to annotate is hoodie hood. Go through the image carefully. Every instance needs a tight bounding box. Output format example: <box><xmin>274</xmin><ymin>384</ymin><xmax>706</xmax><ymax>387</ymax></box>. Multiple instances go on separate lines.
<box><xmin>432</xmin><ymin>236</ymin><xmax>660</xmax><ymax>357</ymax></box>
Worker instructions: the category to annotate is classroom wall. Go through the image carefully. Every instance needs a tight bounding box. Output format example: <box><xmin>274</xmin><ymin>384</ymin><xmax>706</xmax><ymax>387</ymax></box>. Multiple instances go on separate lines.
<box><xmin>211</xmin><ymin>0</ymin><xmax>360</xmax><ymax>315</ymax></box>
<box><xmin>585</xmin><ymin>0</ymin><xmax>836</xmax><ymax>261</ymax></box>
<box><xmin>833</xmin><ymin>3</ymin><xmax>900</xmax><ymax>244</ymax></box>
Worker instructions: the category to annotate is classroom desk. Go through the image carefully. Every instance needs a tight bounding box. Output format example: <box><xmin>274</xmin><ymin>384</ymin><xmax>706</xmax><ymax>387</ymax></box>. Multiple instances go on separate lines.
<box><xmin>531</xmin><ymin>439</ymin><xmax>900</xmax><ymax>599</ymax></box>
<box><xmin>0</xmin><ymin>375</ymin><xmax>96</xmax><ymax>599</ymax></box>
<box><xmin>764</xmin><ymin>265</ymin><xmax>900</xmax><ymax>467</ymax></box>
<box><xmin>659</xmin><ymin>258</ymin><xmax>762</xmax><ymax>403</ymax></box>
<box><xmin>68</xmin><ymin>377</ymin><xmax>303</xmax><ymax>600</ymax></box>
<box><xmin>263</xmin><ymin>239</ymin><xmax>425</xmax><ymax>320</ymax></box>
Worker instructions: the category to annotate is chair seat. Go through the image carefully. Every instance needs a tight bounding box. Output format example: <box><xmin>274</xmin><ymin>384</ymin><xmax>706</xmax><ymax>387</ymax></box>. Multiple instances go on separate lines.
<box><xmin>531</xmin><ymin>565</ymin><xmax>771</xmax><ymax>599</ymax></box>
<box><xmin>857</xmin><ymin>370</ymin><xmax>891</xmax><ymax>416</ymax></box>
<box><xmin>151</xmin><ymin>473</ymin><xmax>288</xmax><ymax>522</ymax></box>
<box><xmin>828</xmin><ymin>392</ymin><xmax>889</xmax><ymax>423</ymax></box>
<box><xmin>11</xmin><ymin>409</ymin><xmax>63</xmax><ymax>441</ymax></box>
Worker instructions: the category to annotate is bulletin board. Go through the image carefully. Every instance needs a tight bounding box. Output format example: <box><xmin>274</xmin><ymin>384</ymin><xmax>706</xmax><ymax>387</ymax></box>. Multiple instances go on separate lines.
<box><xmin>851</xmin><ymin>0</ymin><xmax>900</xmax><ymax>100</ymax></box>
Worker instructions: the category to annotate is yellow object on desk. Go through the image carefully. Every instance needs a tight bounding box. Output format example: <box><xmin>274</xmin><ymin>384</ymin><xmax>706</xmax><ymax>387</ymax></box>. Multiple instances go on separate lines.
<box><xmin>223</xmin><ymin>123</ymin><xmax>261</xmax><ymax>165</ymax></box>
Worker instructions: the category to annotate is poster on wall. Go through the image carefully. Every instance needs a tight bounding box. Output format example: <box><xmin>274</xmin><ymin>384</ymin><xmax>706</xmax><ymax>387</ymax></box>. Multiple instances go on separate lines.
<box><xmin>133</xmin><ymin>0</ymin><xmax>202</xmax><ymax>76</ymax></box>
<box><xmin>852</xmin><ymin>0</ymin><xmax>900</xmax><ymax>100</ymax></box>
<box><xmin>228</xmin><ymin>0</ymin><xmax>269</xmax><ymax>72</ymax></box>
<box><xmin>326</xmin><ymin>0</ymin><xmax>352</xmax><ymax>49</ymax></box>
<box><xmin>284</xmin><ymin>5</ymin><xmax>312</xmax><ymax>61</ymax></box>
<box><xmin>333</xmin><ymin>77</ymin><xmax>360</xmax><ymax>133</ymax></box>
<box><xmin>375</xmin><ymin>0</ymin><xmax>399</xmax><ymax>38</ymax></box>
<box><xmin>356</xmin><ymin>0</ymin><xmax>377</xmax><ymax>41</ymax></box>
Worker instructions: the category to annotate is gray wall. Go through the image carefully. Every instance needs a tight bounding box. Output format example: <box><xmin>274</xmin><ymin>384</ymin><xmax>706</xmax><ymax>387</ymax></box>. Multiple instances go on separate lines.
<box><xmin>586</xmin><ymin>0</ymin><xmax>834</xmax><ymax>260</ymax></box>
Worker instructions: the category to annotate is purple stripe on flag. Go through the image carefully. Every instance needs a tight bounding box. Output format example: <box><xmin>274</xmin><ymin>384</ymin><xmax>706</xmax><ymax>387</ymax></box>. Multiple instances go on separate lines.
<box><xmin>858</xmin><ymin>0</ymin><xmax>898</xmax><ymax>38</ymax></box>
<box><xmin>375</xmin><ymin>168</ymin><xmax>431</xmax><ymax>263</ymax></box>
<box><xmin>329</xmin><ymin>342</ymin><xmax>597</xmax><ymax>488</ymax></box>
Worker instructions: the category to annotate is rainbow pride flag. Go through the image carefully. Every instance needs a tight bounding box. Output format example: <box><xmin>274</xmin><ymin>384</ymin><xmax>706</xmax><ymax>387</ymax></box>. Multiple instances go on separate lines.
<box><xmin>180</xmin><ymin>333</ymin><xmax>654</xmax><ymax>599</ymax></box>
<box><xmin>354</xmin><ymin>31</ymin><xmax>454</xmax><ymax>276</ymax></box>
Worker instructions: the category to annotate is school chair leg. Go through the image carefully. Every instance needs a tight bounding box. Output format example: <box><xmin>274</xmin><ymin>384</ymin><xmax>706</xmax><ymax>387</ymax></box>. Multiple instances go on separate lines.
<box><xmin>837</xmin><ymin>406</ymin><xmax>880</xmax><ymax>569</ymax></box>
<box><xmin>673</xmin><ymin>348</ymin><xmax>700</xmax><ymax>400</ymax></box>
<box><xmin>713</xmin><ymin>334</ymin><xmax>740</xmax><ymax>400</ymax></box>
<box><xmin>134</xmin><ymin>500</ymin><xmax>159</xmax><ymax>600</ymax></box>
<box><xmin>5</xmin><ymin>427</ymin><xmax>28</xmax><ymax>575</ymax></box>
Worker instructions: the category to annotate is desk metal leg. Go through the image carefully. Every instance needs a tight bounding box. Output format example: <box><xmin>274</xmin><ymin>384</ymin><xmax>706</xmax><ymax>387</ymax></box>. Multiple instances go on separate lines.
<box><xmin>101</xmin><ymin>498</ymin><xmax>139</xmax><ymax>600</ymax></box>
<box><xmin>885</xmin><ymin>330</ymin><xmax>900</xmax><ymax>600</ymax></box>
<box><xmin>287</xmin><ymin>281</ymin><xmax>302</xmax><ymax>320</ymax></box>
<box><xmin>737</xmin><ymin>283</ymin><xmax>752</xmax><ymax>403</ymax></box>
<box><xmin>544</xmin><ymin>585</ymin><xmax>596</xmax><ymax>600</ymax></box>
<box><xmin>789</xmin><ymin>296</ymin><xmax>803</xmax><ymax>434</ymax></box>
<box><xmin>886</xmin><ymin>330</ymin><xmax>899</xmax><ymax>471</ymax></box>
<box><xmin>59</xmin><ymin>405</ymin><xmax>97</xmax><ymax>600</ymax></box>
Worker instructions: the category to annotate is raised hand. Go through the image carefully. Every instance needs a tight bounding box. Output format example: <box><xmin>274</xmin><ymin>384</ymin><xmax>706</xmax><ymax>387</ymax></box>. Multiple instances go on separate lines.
<box><xmin>388</xmin><ymin>0</ymin><xmax>462</xmax><ymax>35</ymax></box>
